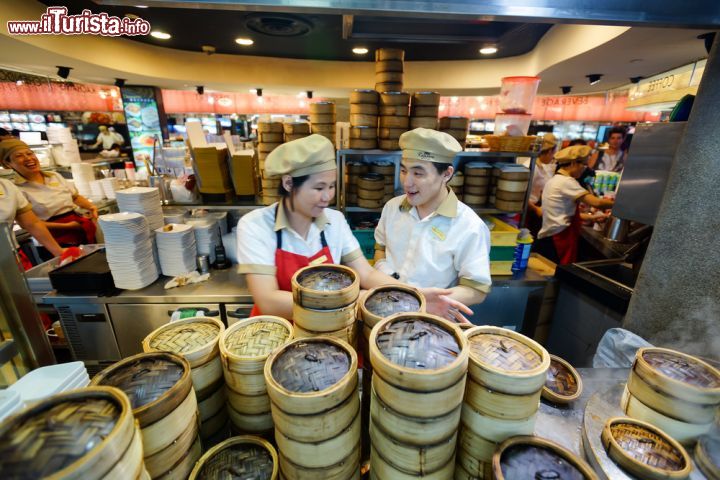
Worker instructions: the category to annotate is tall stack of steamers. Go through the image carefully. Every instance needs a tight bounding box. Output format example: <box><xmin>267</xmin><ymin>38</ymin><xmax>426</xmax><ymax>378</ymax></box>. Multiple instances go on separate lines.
<box><xmin>257</xmin><ymin>121</ymin><xmax>284</xmax><ymax>205</ymax></box>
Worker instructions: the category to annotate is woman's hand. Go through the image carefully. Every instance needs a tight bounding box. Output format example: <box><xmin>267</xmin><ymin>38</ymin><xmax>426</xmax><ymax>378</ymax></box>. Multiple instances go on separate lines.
<box><xmin>86</xmin><ymin>206</ymin><xmax>99</xmax><ymax>220</ymax></box>
<box><xmin>419</xmin><ymin>287</ymin><xmax>474</xmax><ymax>324</ymax></box>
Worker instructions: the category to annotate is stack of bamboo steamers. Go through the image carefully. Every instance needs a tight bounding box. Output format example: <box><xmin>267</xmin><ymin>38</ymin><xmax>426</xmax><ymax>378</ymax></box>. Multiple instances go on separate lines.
<box><xmin>456</xmin><ymin>326</ymin><xmax>550</xmax><ymax>479</ymax></box>
<box><xmin>439</xmin><ymin>116</ymin><xmax>469</xmax><ymax>146</ymax></box>
<box><xmin>258</xmin><ymin>121</ymin><xmax>284</xmax><ymax>206</ymax></box>
<box><xmin>350</xmin><ymin>89</ymin><xmax>380</xmax><ymax>150</ymax></box>
<box><xmin>310</xmin><ymin>101</ymin><xmax>336</xmax><ymax>146</ymax></box>
<box><xmin>379</xmin><ymin>91</ymin><xmax>410</xmax><ymax>151</ymax></box>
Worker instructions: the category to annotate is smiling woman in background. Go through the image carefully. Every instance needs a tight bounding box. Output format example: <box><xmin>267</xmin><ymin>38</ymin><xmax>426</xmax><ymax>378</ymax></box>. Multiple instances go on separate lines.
<box><xmin>0</xmin><ymin>139</ymin><xmax>97</xmax><ymax>246</ymax></box>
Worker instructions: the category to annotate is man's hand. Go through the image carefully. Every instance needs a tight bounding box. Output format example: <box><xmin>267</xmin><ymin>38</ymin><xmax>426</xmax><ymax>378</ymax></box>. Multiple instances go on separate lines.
<box><xmin>419</xmin><ymin>287</ymin><xmax>474</xmax><ymax>324</ymax></box>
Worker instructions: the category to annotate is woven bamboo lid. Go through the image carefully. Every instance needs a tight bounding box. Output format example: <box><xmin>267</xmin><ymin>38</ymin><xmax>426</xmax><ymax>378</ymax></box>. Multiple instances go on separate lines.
<box><xmin>493</xmin><ymin>435</ymin><xmax>598</xmax><ymax>480</ymax></box>
<box><xmin>0</xmin><ymin>386</ymin><xmax>135</xmax><ymax>480</ymax></box>
<box><xmin>637</xmin><ymin>347</ymin><xmax>720</xmax><ymax>391</ymax></box>
<box><xmin>222</xmin><ymin>316</ymin><xmax>292</xmax><ymax>359</ymax></box>
<box><xmin>376</xmin><ymin>316</ymin><xmax>461</xmax><ymax>370</ymax></box>
<box><xmin>269</xmin><ymin>339</ymin><xmax>350</xmax><ymax>393</ymax></box>
<box><xmin>296</xmin><ymin>266</ymin><xmax>354</xmax><ymax>291</ymax></box>
<box><xmin>542</xmin><ymin>355</ymin><xmax>583</xmax><ymax>404</ymax></box>
<box><xmin>601</xmin><ymin>417</ymin><xmax>692</xmax><ymax>479</ymax></box>
<box><xmin>361</xmin><ymin>285</ymin><xmax>425</xmax><ymax>323</ymax></box>
<box><xmin>91</xmin><ymin>352</ymin><xmax>192</xmax><ymax>427</ymax></box>
<box><xmin>468</xmin><ymin>329</ymin><xmax>543</xmax><ymax>372</ymax></box>
<box><xmin>189</xmin><ymin>435</ymin><xmax>278</xmax><ymax>480</ymax></box>
<box><xmin>143</xmin><ymin>317</ymin><xmax>224</xmax><ymax>368</ymax></box>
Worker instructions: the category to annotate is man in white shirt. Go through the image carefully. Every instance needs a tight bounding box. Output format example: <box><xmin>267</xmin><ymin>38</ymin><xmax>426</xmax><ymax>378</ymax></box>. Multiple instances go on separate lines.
<box><xmin>374</xmin><ymin>128</ymin><xmax>492</xmax><ymax>314</ymax></box>
<box><xmin>593</xmin><ymin>127</ymin><xmax>627</xmax><ymax>172</ymax></box>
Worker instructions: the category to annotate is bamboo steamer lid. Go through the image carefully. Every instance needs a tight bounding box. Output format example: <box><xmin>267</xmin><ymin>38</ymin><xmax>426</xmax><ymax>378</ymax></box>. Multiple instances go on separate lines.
<box><xmin>601</xmin><ymin>417</ymin><xmax>692</xmax><ymax>480</ymax></box>
<box><xmin>264</xmin><ymin>337</ymin><xmax>358</xmax><ymax>415</ymax></box>
<box><xmin>464</xmin><ymin>162</ymin><xmax>491</xmax><ymax>176</ymax></box>
<box><xmin>358</xmin><ymin>188</ymin><xmax>385</xmax><ymax>200</ymax></box>
<box><xmin>279</xmin><ymin>445</ymin><xmax>360</xmax><ymax>480</ymax></box>
<box><xmin>410</xmin><ymin>117</ymin><xmax>438</xmax><ymax>129</ymax></box>
<box><xmin>464</xmin><ymin>185</ymin><xmax>489</xmax><ymax>196</ymax></box>
<box><xmin>221</xmin><ymin>316</ymin><xmax>293</xmax><ymax>371</ymax></box>
<box><xmin>143</xmin><ymin>317</ymin><xmax>224</xmax><ymax>369</ymax></box>
<box><xmin>283</xmin><ymin>122</ymin><xmax>311</xmax><ymax>134</ymax></box>
<box><xmin>258</xmin><ymin>142</ymin><xmax>282</xmax><ymax>153</ymax></box>
<box><xmin>695</xmin><ymin>436</ymin><xmax>720</xmax><ymax>479</ymax></box>
<box><xmin>349</xmin><ymin>126</ymin><xmax>376</xmax><ymax>140</ymax></box>
<box><xmin>465</xmin><ymin>175</ymin><xmax>490</xmax><ymax>186</ymax></box>
<box><xmin>465</xmin><ymin>377</ymin><xmax>541</xmax><ymax>420</ymax></box>
<box><xmin>633</xmin><ymin>347</ymin><xmax>720</xmax><ymax>405</ymax></box>
<box><xmin>439</xmin><ymin>116</ymin><xmax>469</xmax><ymax>130</ymax></box>
<box><xmin>311</xmin><ymin>123</ymin><xmax>336</xmax><ymax>134</ymax></box>
<box><xmin>370</xmin><ymin>445</ymin><xmax>455</xmax><ymax>479</ymax></box>
<box><xmin>291</xmin><ymin>264</ymin><xmax>359</xmax><ymax>310</ymax></box>
<box><xmin>380</xmin><ymin>105</ymin><xmax>409</xmax><ymax>116</ymax></box>
<box><xmin>369</xmin><ymin>421</ymin><xmax>457</xmax><ymax>474</ymax></box>
<box><xmin>493</xmin><ymin>435</ymin><xmax>598</xmax><ymax>480</ymax></box>
<box><xmin>496</xmin><ymin>190</ymin><xmax>526</xmax><ymax>201</ymax></box>
<box><xmin>542</xmin><ymin>354</ymin><xmax>583</xmax><ymax>404</ymax></box>
<box><xmin>378</xmin><ymin>127</ymin><xmax>406</xmax><ymax>139</ymax></box>
<box><xmin>350</xmin><ymin>89</ymin><xmax>379</xmax><ymax>104</ymax></box>
<box><xmin>465</xmin><ymin>326</ymin><xmax>550</xmax><ymax>395</ymax></box>
<box><xmin>376</xmin><ymin>71</ymin><xmax>404</xmax><ymax>83</ymax></box>
<box><xmin>310</xmin><ymin>113</ymin><xmax>336</xmax><ymax>124</ymax></box>
<box><xmin>380</xmin><ymin>115</ymin><xmax>410</xmax><ymax>129</ymax></box>
<box><xmin>292</xmin><ymin>302</ymin><xmax>356</xmax><ymax>332</ymax></box>
<box><xmin>411</xmin><ymin>106</ymin><xmax>440</xmax><ymax>117</ymax></box>
<box><xmin>259</xmin><ymin>132</ymin><xmax>283</xmax><ymax>143</ymax></box>
<box><xmin>0</xmin><ymin>386</ymin><xmax>136</xmax><ymax>480</ymax></box>
<box><xmin>370</xmin><ymin>312</ymin><xmax>469</xmax><ymax>391</ymax></box>
<box><xmin>349</xmin><ymin>138</ymin><xmax>377</xmax><ymax>149</ymax></box>
<box><xmin>350</xmin><ymin>113</ymin><xmax>378</xmax><ymax>127</ymax></box>
<box><xmin>350</xmin><ymin>103</ymin><xmax>378</xmax><ymax>115</ymax></box>
<box><xmin>309</xmin><ymin>101</ymin><xmax>335</xmax><ymax>114</ymax></box>
<box><xmin>358</xmin><ymin>198</ymin><xmax>384</xmax><ymax>209</ymax></box>
<box><xmin>189</xmin><ymin>435</ymin><xmax>278</xmax><ymax>480</ymax></box>
<box><xmin>495</xmin><ymin>199</ymin><xmax>525</xmax><ymax>212</ymax></box>
<box><xmin>376</xmin><ymin>59</ymin><xmax>404</xmax><ymax>73</ymax></box>
<box><xmin>360</xmin><ymin>285</ymin><xmax>425</xmax><ymax>329</ymax></box>
<box><xmin>380</xmin><ymin>91</ymin><xmax>410</xmax><ymax>106</ymax></box>
<box><xmin>375</xmin><ymin>47</ymin><xmax>405</xmax><ymax>61</ymax></box>
<box><xmin>258</xmin><ymin>122</ymin><xmax>283</xmax><ymax>133</ymax></box>
<box><xmin>358</xmin><ymin>173</ymin><xmax>385</xmax><ymax>190</ymax></box>
<box><xmin>412</xmin><ymin>91</ymin><xmax>441</xmax><ymax>106</ymax></box>
<box><xmin>370</xmin><ymin>161</ymin><xmax>395</xmax><ymax>175</ymax></box>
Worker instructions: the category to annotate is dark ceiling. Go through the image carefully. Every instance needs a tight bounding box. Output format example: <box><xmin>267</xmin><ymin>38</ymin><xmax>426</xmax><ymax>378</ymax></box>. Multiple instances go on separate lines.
<box><xmin>42</xmin><ymin>1</ymin><xmax>551</xmax><ymax>61</ymax></box>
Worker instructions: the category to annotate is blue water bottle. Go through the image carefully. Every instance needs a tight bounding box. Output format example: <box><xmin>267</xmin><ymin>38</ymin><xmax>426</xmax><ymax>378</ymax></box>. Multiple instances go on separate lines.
<box><xmin>512</xmin><ymin>228</ymin><xmax>533</xmax><ymax>273</ymax></box>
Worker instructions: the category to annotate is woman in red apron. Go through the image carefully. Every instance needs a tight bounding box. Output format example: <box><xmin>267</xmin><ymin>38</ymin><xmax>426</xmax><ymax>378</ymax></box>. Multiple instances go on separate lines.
<box><xmin>535</xmin><ymin>145</ymin><xmax>615</xmax><ymax>265</ymax></box>
<box><xmin>237</xmin><ymin>134</ymin><xmax>473</xmax><ymax>321</ymax></box>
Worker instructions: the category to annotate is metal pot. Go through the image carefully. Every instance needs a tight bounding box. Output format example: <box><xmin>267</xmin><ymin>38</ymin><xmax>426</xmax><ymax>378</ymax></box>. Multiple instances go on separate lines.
<box><xmin>604</xmin><ymin>216</ymin><xmax>630</xmax><ymax>242</ymax></box>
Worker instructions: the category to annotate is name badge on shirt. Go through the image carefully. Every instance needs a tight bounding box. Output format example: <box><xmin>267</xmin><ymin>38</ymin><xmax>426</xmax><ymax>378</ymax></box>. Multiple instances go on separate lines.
<box><xmin>431</xmin><ymin>226</ymin><xmax>446</xmax><ymax>241</ymax></box>
<box><xmin>310</xmin><ymin>255</ymin><xmax>328</xmax><ymax>265</ymax></box>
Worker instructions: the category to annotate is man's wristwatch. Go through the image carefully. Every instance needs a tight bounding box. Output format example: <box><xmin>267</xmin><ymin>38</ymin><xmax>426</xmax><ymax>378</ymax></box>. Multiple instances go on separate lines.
<box><xmin>391</xmin><ymin>273</ymin><xmax>400</xmax><ymax>280</ymax></box>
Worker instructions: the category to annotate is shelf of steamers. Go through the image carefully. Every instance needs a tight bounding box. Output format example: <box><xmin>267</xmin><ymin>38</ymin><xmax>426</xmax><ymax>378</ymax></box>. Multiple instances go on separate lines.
<box><xmin>338</xmin><ymin>148</ymin><xmax>540</xmax><ymax>214</ymax></box>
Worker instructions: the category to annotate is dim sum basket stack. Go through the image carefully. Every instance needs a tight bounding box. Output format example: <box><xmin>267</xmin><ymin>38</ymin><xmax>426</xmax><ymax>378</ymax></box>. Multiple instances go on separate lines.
<box><xmin>257</xmin><ymin>121</ymin><xmax>284</xmax><ymax>205</ymax></box>
<box><xmin>310</xmin><ymin>102</ymin><xmax>337</xmax><ymax>147</ymax></box>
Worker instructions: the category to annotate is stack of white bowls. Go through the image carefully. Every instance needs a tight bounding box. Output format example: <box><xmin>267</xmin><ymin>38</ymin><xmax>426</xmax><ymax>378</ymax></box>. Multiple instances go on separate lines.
<box><xmin>89</xmin><ymin>180</ymin><xmax>106</xmax><ymax>202</ymax></box>
<box><xmin>101</xmin><ymin>177</ymin><xmax>120</xmax><ymax>200</ymax></box>
<box><xmin>99</xmin><ymin>212</ymin><xmax>159</xmax><ymax>290</ymax></box>
<box><xmin>116</xmin><ymin>186</ymin><xmax>164</xmax><ymax>231</ymax></box>
<box><xmin>8</xmin><ymin>361</ymin><xmax>90</xmax><ymax>408</ymax></box>
<box><xmin>155</xmin><ymin>224</ymin><xmax>198</xmax><ymax>277</ymax></box>
<box><xmin>71</xmin><ymin>163</ymin><xmax>95</xmax><ymax>199</ymax></box>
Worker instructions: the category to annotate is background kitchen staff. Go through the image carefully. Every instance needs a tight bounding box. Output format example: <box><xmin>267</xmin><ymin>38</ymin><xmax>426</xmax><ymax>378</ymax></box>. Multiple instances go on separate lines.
<box><xmin>525</xmin><ymin>133</ymin><xmax>558</xmax><ymax>237</ymax></box>
<box><xmin>374</xmin><ymin>128</ymin><xmax>491</xmax><ymax>314</ymax></box>
<box><xmin>236</xmin><ymin>134</ymin><xmax>472</xmax><ymax>321</ymax></box>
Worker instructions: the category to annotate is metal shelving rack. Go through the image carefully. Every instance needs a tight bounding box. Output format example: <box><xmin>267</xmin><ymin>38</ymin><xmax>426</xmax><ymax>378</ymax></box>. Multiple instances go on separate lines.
<box><xmin>336</xmin><ymin>146</ymin><xmax>541</xmax><ymax>225</ymax></box>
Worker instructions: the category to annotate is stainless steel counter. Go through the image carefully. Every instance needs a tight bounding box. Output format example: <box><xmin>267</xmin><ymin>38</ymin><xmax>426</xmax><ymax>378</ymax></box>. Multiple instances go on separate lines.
<box><xmin>580</xmin><ymin>225</ymin><xmax>633</xmax><ymax>259</ymax></box>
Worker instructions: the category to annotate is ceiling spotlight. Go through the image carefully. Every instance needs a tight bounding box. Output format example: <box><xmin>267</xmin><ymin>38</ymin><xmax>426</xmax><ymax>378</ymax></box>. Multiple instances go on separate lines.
<box><xmin>56</xmin><ymin>66</ymin><xmax>72</xmax><ymax>79</ymax></box>
<box><xmin>256</xmin><ymin>88</ymin><xmax>263</xmax><ymax>97</ymax></box>
<box><xmin>16</xmin><ymin>80</ymin><xmax>23</xmax><ymax>86</ymax></box>
<box><xmin>352</xmin><ymin>47</ymin><xmax>369</xmax><ymax>55</ymax></box>
<box><xmin>196</xmin><ymin>85</ymin><xmax>204</xmax><ymax>95</ymax></box>
<box><xmin>235</xmin><ymin>38</ymin><xmax>254</xmax><ymax>46</ymax></box>
<box><xmin>114</xmin><ymin>78</ymin><xmax>126</xmax><ymax>87</ymax></box>
<box><xmin>629</xmin><ymin>76</ymin><xmax>643</xmax><ymax>84</ymax></box>
<box><xmin>479</xmin><ymin>46</ymin><xmax>498</xmax><ymax>55</ymax></box>
<box><xmin>307</xmin><ymin>90</ymin><xmax>313</xmax><ymax>99</ymax></box>
<box><xmin>150</xmin><ymin>31</ymin><xmax>171</xmax><ymax>40</ymax></box>
<box><xmin>586</xmin><ymin>74</ymin><xmax>603</xmax><ymax>86</ymax></box>
<box><xmin>560</xmin><ymin>86</ymin><xmax>572</xmax><ymax>95</ymax></box>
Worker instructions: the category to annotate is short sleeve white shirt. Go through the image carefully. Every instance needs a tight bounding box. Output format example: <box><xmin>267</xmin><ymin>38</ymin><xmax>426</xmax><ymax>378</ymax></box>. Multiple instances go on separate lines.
<box><xmin>529</xmin><ymin>162</ymin><xmax>556</xmax><ymax>204</ymax></box>
<box><xmin>236</xmin><ymin>203</ymin><xmax>363</xmax><ymax>275</ymax></box>
<box><xmin>0</xmin><ymin>178</ymin><xmax>32</xmax><ymax>225</ymax></box>
<box><xmin>374</xmin><ymin>191</ymin><xmax>492</xmax><ymax>293</ymax></box>
<box><xmin>538</xmin><ymin>173</ymin><xmax>589</xmax><ymax>238</ymax></box>
<box><xmin>14</xmin><ymin>171</ymin><xmax>78</xmax><ymax>221</ymax></box>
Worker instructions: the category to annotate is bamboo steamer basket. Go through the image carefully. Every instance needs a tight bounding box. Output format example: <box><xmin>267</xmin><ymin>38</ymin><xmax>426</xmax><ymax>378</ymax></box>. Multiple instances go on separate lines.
<box><xmin>292</xmin><ymin>302</ymin><xmax>356</xmax><ymax>332</ymax></box>
<box><xmin>465</xmin><ymin>377</ymin><xmax>541</xmax><ymax>419</ymax></box>
<box><xmin>370</xmin><ymin>385</ymin><xmax>461</xmax><ymax>445</ymax></box>
<box><xmin>370</xmin><ymin>312</ymin><xmax>469</xmax><ymax>391</ymax></box>
<box><xmin>262</xmin><ymin>194</ymin><xmax>281</xmax><ymax>206</ymax></box>
<box><xmin>461</xmin><ymin>402</ymin><xmax>536</xmax><ymax>443</ymax></box>
<box><xmin>695</xmin><ymin>435</ymin><xmax>720</xmax><ymax>480</ymax></box>
<box><xmin>259</xmin><ymin>132</ymin><xmax>283</xmax><ymax>143</ymax></box>
<box><xmin>463</xmin><ymin>194</ymin><xmax>488</xmax><ymax>206</ymax></box>
<box><xmin>458</xmin><ymin>422</ymin><xmax>498</xmax><ymax>461</ymax></box>
<box><xmin>442</xmin><ymin>129</ymin><xmax>468</xmax><ymax>142</ymax></box>
<box><xmin>349</xmin><ymin>138</ymin><xmax>377</xmax><ymax>149</ymax></box>
<box><xmin>192</xmin><ymin>356</ymin><xmax>224</xmax><ymax>398</ymax></box>
<box><xmin>200</xmin><ymin>405</ymin><xmax>229</xmax><ymax>439</ymax></box>
<box><xmin>291</xmin><ymin>264</ymin><xmax>359</xmax><ymax>310</ymax></box>
<box><xmin>378</xmin><ymin>127</ymin><xmax>407</xmax><ymax>139</ymax></box>
<box><xmin>601</xmin><ymin>417</ymin><xmax>692</xmax><ymax>480</ymax></box>
<box><xmin>380</xmin><ymin>105</ymin><xmax>409</xmax><ymax>116</ymax></box>
<box><xmin>227</xmin><ymin>390</ymin><xmax>271</xmax><ymax>415</ymax></box>
<box><xmin>620</xmin><ymin>387</ymin><xmax>714</xmax><ymax>445</ymax></box>
<box><xmin>542</xmin><ymin>354</ymin><xmax>583</xmax><ymax>404</ymax></box>
<box><xmin>358</xmin><ymin>198</ymin><xmax>384</xmax><ymax>209</ymax></box>
<box><xmin>440</xmin><ymin>116</ymin><xmax>469</xmax><ymax>130</ymax></box>
<box><xmin>275</xmin><ymin>411</ymin><xmax>360</xmax><ymax>468</ymax></box>
<box><xmin>104</xmin><ymin>428</ymin><xmax>145</xmax><ymax>480</ymax></box>
<box><xmin>310</xmin><ymin>113</ymin><xmax>336</xmax><ymax>124</ymax></box>
<box><xmin>370</xmin><ymin>420</ymin><xmax>457</xmax><ymax>474</ymax></box>
<box><xmin>198</xmin><ymin>384</ymin><xmax>226</xmax><ymax>421</ymax></box>
<box><xmin>285</xmin><ymin>133</ymin><xmax>309</xmax><ymax>142</ymax></box>
<box><xmin>411</xmin><ymin>117</ymin><xmax>439</xmax><ymax>129</ymax></box>
<box><xmin>370</xmin><ymin>162</ymin><xmax>395</xmax><ymax>175</ymax></box>
<box><xmin>465</xmin><ymin>326</ymin><xmax>550</xmax><ymax>395</ymax></box>
<box><xmin>346</xmin><ymin>193</ymin><xmax>358</xmax><ymax>204</ymax></box>
<box><xmin>0</xmin><ymin>386</ymin><xmax>138</xmax><ymax>480</ymax></box>
<box><xmin>451</xmin><ymin>186</ymin><xmax>463</xmax><ymax>196</ymax></box>
<box><xmin>457</xmin><ymin>447</ymin><xmax>493</xmax><ymax>479</ymax></box>
<box><xmin>376</xmin><ymin>47</ymin><xmax>405</xmax><ymax>61</ymax></box>
<box><xmin>279</xmin><ymin>444</ymin><xmax>360</xmax><ymax>480</ymax></box>
<box><xmin>350</xmin><ymin>103</ymin><xmax>378</xmax><ymax>115</ymax></box>
<box><xmin>350</xmin><ymin>113</ymin><xmax>378</xmax><ymax>127</ymax></box>
<box><xmin>370</xmin><ymin>446</ymin><xmax>455</xmax><ymax>479</ymax></box>
<box><xmin>376</xmin><ymin>82</ymin><xmax>403</xmax><ymax>93</ymax></box>
<box><xmin>311</xmin><ymin>123</ymin><xmax>336</xmax><ymax>134</ymax></box>
<box><xmin>384</xmin><ymin>184</ymin><xmax>396</xmax><ymax>194</ymax></box>
<box><xmin>189</xmin><ymin>435</ymin><xmax>278</xmax><ymax>480</ymax></box>
<box><xmin>284</xmin><ymin>122</ymin><xmax>311</xmax><ymax>134</ymax></box>
<box><xmin>464</xmin><ymin>185</ymin><xmax>489</xmax><ymax>196</ymax></box>
<box><xmin>632</xmin><ymin>347</ymin><xmax>720</xmax><ymax>405</ymax></box>
<box><xmin>143</xmin><ymin>317</ymin><xmax>223</xmax><ymax>368</ymax></box>
<box><xmin>157</xmin><ymin>435</ymin><xmax>201</xmax><ymax>480</ymax></box>
<box><xmin>380</xmin><ymin>91</ymin><xmax>410</xmax><ymax>106</ymax></box>
<box><xmin>265</xmin><ymin>337</ymin><xmax>358</xmax><ymax>415</ymax></box>
<box><xmin>358</xmin><ymin>188</ymin><xmax>385</xmax><ymax>200</ymax></box>
<box><xmin>496</xmin><ymin>190</ymin><xmax>526</xmax><ymax>201</ymax></box>
<box><xmin>351</xmin><ymin>89</ymin><xmax>379</xmax><ymax>104</ymax></box>
<box><xmin>495</xmin><ymin>199</ymin><xmax>525</xmax><ymax>212</ymax></box>
<box><xmin>376</xmin><ymin>59</ymin><xmax>404</xmax><ymax>72</ymax></box>
<box><xmin>220</xmin><ymin>316</ymin><xmax>293</xmax><ymax>394</ymax></box>
<box><xmin>228</xmin><ymin>407</ymin><xmax>274</xmax><ymax>433</ymax></box>
<box><xmin>465</xmin><ymin>175</ymin><xmax>490</xmax><ymax>186</ymax></box>
<box><xmin>464</xmin><ymin>164</ymin><xmax>491</xmax><ymax>176</ymax></box>
<box><xmin>359</xmin><ymin>285</ymin><xmax>425</xmax><ymax>329</ymax></box>
<box><xmin>259</xmin><ymin>142</ymin><xmax>282</xmax><ymax>153</ymax></box>
<box><xmin>372</xmin><ymin>369</ymin><xmax>466</xmax><ymax>418</ymax></box>
<box><xmin>261</xmin><ymin>178</ymin><xmax>281</xmax><ymax>189</ymax></box>
<box><xmin>380</xmin><ymin>115</ymin><xmax>410</xmax><ymax>129</ymax></box>
<box><xmin>358</xmin><ymin>173</ymin><xmax>385</xmax><ymax>190</ymax></box>
<box><xmin>349</xmin><ymin>126</ymin><xmax>377</xmax><ymax>139</ymax></box>
<box><xmin>449</xmin><ymin>173</ymin><xmax>464</xmax><ymax>187</ymax></box>
<box><xmin>143</xmin><ymin>415</ymin><xmax>198</xmax><ymax>478</ymax></box>
<box><xmin>493</xmin><ymin>435</ymin><xmax>598</xmax><ymax>480</ymax></box>
<box><xmin>455</xmin><ymin>461</ymin><xmax>492</xmax><ymax>480</ymax></box>
<box><xmin>309</xmin><ymin>101</ymin><xmax>335</xmax><ymax>114</ymax></box>
<box><xmin>258</xmin><ymin>122</ymin><xmax>283</xmax><ymax>133</ymax></box>
<box><xmin>497</xmin><ymin>179</ymin><xmax>529</xmax><ymax>192</ymax></box>
<box><xmin>412</xmin><ymin>106</ymin><xmax>440</xmax><ymax>117</ymax></box>
<box><xmin>377</xmin><ymin>71</ymin><xmax>404</xmax><ymax>83</ymax></box>
<box><xmin>293</xmin><ymin>320</ymin><xmax>358</xmax><ymax>346</ymax></box>
<box><xmin>347</xmin><ymin>161</ymin><xmax>369</xmax><ymax>175</ymax></box>
<box><xmin>413</xmin><ymin>91</ymin><xmax>441</xmax><ymax>106</ymax></box>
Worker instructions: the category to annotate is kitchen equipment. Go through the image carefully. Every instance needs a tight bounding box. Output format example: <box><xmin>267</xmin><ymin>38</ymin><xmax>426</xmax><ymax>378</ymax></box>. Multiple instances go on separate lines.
<box><xmin>48</xmin><ymin>248</ymin><xmax>116</xmax><ymax>294</ymax></box>
<box><xmin>543</xmin><ymin>354</ymin><xmax>584</xmax><ymax>404</ymax></box>
<box><xmin>605</xmin><ymin>215</ymin><xmax>631</xmax><ymax>242</ymax></box>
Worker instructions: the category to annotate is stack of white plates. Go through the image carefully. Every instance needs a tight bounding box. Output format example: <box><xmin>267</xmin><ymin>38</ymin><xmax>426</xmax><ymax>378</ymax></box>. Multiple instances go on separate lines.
<box><xmin>88</xmin><ymin>180</ymin><xmax>106</xmax><ymax>202</ymax></box>
<box><xmin>155</xmin><ymin>224</ymin><xmax>197</xmax><ymax>276</ymax></box>
<box><xmin>71</xmin><ymin>163</ymin><xmax>95</xmax><ymax>198</ymax></box>
<box><xmin>8</xmin><ymin>361</ymin><xmax>90</xmax><ymax>408</ymax></box>
<box><xmin>0</xmin><ymin>390</ymin><xmax>22</xmax><ymax>422</ymax></box>
<box><xmin>115</xmin><ymin>186</ymin><xmax>164</xmax><ymax>231</ymax></box>
<box><xmin>101</xmin><ymin>177</ymin><xmax>120</xmax><ymax>199</ymax></box>
<box><xmin>192</xmin><ymin>222</ymin><xmax>220</xmax><ymax>264</ymax></box>
<box><xmin>99</xmin><ymin>212</ymin><xmax>159</xmax><ymax>289</ymax></box>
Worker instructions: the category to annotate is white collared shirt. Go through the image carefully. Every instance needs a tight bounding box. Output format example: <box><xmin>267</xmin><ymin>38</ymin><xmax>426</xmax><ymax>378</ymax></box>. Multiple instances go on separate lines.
<box><xmin>0</xmin><ymin>178</ymin><xmax>32</xmax><ymax>225</ymax></box>
<box><xmin>236</xmin><ymin>203</ymin><xmax>363</xmax><ymax>275</ymax></box>
<box><xmin>14</xmin><ymin>171</ymin><xmax>77</xmax><ymax>221</ymax></box>
<box><xmin>538</xmin><ymin>173</ymin><xmax>589</xmax><ymax>238</ymax></box>
<box><xmin>529</xmin><ymin>162</ymin><xmax>556</xmax><ymax>204</ymax></box>
<box><xmin>374</xmin><ymin>193</ymin><xmax>492</xmax><ymax>292</ymax></box>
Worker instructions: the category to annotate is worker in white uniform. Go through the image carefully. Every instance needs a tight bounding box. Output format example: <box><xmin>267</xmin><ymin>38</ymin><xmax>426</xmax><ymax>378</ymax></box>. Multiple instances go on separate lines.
<box><xmin>90</xmin><ymin>126</ymin><xmax>117</xmax><ymax>151</ymax></box>
<box><xmin>373</xmin><ymin>128</ymin><xmax>492</xmax><ymax>315</ymax></box>
<box><xmin>236</xmin><ymin>134</ymin><xmax>472</xmax><ymax>321</ymax></box>
<box><xmin>525</xmin><ymin>133</ymin><xmax>558</xmax><ymax>236</ymax></box>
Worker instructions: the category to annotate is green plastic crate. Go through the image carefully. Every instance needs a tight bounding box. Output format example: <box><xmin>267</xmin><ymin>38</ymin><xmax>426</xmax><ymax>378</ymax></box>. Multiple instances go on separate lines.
<box><xmin>352</xmin><ymin>229</ymin><xmax>376</xmax><ymax>259</ymax></box>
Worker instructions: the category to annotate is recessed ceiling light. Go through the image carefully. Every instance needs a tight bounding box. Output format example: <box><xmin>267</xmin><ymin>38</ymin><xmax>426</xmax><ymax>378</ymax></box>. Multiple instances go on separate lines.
<box><xmin>236</xmin><ymin>38</ymin><xmax>254</xmax><ymax>46</ymax></box>
<box><xmin>479</xmin><ymin>46</ymin><xmax>498</xmax><ymax>55</ymax></box>
<box><xmin>586</xmin><ymin>74</ymin><xmax>603</xmax><ymax>86</ymax></box>
<box><xmin>248</xmin><ymin>88</ymin><xmax>257</xmax><ymax>94</ymax></box>
<box><xmin>135</xmin><ymin>5</ymin><xmax>149</xmax><ymax>8</ymax></box>
<box><xmin>352</xmin><ymin>47</ymin><xmax>369</xmax><ymax>55</ymax></box>
<box><xmin>150</xmin><ymin>31</ymin><xmax>171</xmax><ymax>40</ymax></box>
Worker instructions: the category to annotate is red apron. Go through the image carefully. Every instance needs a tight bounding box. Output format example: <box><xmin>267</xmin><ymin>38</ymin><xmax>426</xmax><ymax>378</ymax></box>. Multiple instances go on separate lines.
<box><xmin>48</xmin><ymin>211</ymin><xmax>97</xmax><ymax>246</ymax></box>
<box><xmin>551</xmin><ymin>208</ymin><xmax>583</xmax><ymax>265</ymax></box>
<box><xmin>249</xmin><ymin>205</ymin><xmax>334</xmax><ymax>316</ymax></box>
